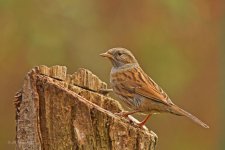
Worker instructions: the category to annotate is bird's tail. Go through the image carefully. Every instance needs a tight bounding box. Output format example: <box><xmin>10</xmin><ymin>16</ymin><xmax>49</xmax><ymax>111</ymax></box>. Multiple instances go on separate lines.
<box><xmin>170</xmin><ymin>105</ymin><xmax>209</xmax><ymax>128</ymax></box>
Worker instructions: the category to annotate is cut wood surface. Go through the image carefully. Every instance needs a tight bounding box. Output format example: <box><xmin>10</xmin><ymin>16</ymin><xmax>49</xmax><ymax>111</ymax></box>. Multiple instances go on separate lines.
<box><xmin>15</xmin><ymin>65</ymin><xmax>158</xmax><ymax>150</ymax></box>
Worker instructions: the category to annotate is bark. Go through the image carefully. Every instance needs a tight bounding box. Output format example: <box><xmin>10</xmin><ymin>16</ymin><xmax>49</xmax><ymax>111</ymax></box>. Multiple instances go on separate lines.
<box><xmin>15</xmin><ymin>65</ymin><xmax>158</xmax><ymax>150</ymax></box>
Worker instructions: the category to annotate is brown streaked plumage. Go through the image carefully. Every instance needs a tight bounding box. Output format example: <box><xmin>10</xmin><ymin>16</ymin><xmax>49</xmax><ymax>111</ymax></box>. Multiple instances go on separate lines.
<box><xmin>100</xmin><ymin>48</ymin><xmax>209</xmax><ymax>128</ymax></box>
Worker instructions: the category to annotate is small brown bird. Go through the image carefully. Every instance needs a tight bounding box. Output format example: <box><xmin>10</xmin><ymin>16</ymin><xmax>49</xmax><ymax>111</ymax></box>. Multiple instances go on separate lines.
<box><xmin>100</xmin><ymin>48</ymin><xmax>209</xmax><ymax>128</ymax></box>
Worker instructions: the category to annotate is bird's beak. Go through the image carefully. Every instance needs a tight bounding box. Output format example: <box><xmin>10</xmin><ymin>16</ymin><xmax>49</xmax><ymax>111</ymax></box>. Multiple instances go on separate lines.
<box><xmin>99</xmin><ymin>52</ymin><xmax>113</xmax><ymax>59</ymax></box>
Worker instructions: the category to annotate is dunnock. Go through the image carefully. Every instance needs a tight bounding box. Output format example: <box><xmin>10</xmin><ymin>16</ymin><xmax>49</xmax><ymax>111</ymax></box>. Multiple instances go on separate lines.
<box><xmin>100</xmin><ymin>48</ymin><xmax>209</xmax><ymax>128</ymax></box>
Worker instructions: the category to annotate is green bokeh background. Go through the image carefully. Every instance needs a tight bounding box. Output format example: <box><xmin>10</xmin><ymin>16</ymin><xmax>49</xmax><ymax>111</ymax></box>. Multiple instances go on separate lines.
<box><xmin>0</xmin><ymin>0</ymin><xmax>224</xmax><ymax>149</ymax></box>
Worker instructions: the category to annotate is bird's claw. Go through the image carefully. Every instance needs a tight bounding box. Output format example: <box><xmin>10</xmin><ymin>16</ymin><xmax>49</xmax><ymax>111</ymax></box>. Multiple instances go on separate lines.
<box><xmin>114</xmin><ymin>111</ymin><xmax>149</xmax><ymax>131</ymax></box>
<box><xmin>114</xmin><ymin>111</ymin><xmax>130</xmax><ymax>118</ymax></box>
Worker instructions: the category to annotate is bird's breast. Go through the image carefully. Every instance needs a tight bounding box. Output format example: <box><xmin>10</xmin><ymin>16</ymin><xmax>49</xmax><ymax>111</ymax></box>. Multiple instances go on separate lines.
<box><xmin>110</xmin><ymin>66</ymin><xmax>138</xmax><ymax>83</ymax></box>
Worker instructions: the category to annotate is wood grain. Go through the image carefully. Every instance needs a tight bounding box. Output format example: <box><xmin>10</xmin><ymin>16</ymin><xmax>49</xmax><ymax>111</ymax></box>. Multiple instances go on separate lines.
<box><xmin>15</xmin><ymin>65</ymin><xmax>157</xmax><ymax>150</ymax></box>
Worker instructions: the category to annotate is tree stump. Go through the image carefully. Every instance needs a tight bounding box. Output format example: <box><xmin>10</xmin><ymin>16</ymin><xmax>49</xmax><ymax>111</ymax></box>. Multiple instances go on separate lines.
<box><xmin>15</xmin><ymin>65</ymin><xmax>158</xmax><ymax>150</ymax></box>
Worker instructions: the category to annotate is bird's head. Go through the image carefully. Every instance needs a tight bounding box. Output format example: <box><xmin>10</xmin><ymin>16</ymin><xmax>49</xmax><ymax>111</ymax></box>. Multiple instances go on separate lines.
<box><xmin>100</xmin><ymin>48</ymin><xmax>138</xmax><ymax>68</ymax></box>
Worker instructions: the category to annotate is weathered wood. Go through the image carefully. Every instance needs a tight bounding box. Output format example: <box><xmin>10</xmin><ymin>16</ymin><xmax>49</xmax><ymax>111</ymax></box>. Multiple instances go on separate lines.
<box><xmin>15</xmin><ymin>65</ymin><xmax>157</xmax><ymax>150</ymax></box>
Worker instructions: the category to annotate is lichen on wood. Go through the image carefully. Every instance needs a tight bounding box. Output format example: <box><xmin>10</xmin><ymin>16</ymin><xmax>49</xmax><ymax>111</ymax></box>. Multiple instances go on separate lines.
<box><xmin>15</xmin><ymin>65</ymin><xmax>157</xmax><ymax>150</ymax></box>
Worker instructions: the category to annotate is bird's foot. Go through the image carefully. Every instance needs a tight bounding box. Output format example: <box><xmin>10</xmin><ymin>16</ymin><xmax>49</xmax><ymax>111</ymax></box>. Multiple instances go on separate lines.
<box><xmin>136</xmin><ymin>122</ymin><xmax>146</xmax><ymax>128</ymax></box>
<box><xmin>115</xmin><ymin>111</ymin><xmax>145</xmax><ymax>125</ymax></box>
<box><xmin>115</xmin><ymin>110</ymin><xmax>139</xmax><ymax>118</ymax></box>
<box><xmin>114</xmin><ymin>111</ymin><xmax>130</xmax><ymax>118</ymax></box>
<box><xmin>115</xmin><ymin>111</ymin><xmax>149</xmax><ymax>131</ymax></box>
<box><xmin>136</xmin><ymin>114</ymin><xmax>151</xmax><ymax>129</ymax></box>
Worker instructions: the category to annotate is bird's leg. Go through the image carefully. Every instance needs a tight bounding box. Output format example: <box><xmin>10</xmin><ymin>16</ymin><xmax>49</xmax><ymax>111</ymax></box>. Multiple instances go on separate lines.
<box><xmin>137</xmin><ymin>114</ymin><xmax>151</xmax><ymax>127</ymax></box>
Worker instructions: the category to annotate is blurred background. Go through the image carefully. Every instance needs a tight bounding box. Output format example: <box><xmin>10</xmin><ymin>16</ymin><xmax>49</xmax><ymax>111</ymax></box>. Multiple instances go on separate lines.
<box><xmin>0</xmin><ymin>0</ymin><xmax>224</xmax><ymax>149</ymax></box>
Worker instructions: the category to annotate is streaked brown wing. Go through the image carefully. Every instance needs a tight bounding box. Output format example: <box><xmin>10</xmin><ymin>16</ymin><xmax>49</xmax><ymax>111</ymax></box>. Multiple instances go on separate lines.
<box><xmin>128</xmin><ymin>67</ymin><xmax>172</xmax><ymax>106</ymax></box>
<box><xmin>143</xmin><ymin>69</ymin><xmax>174</xmax><ymax>104</ymax></box>
<box><xmin>135</xmin><ymin>85</ymin><xmax>170</xmax><ymax>105</ymax></box>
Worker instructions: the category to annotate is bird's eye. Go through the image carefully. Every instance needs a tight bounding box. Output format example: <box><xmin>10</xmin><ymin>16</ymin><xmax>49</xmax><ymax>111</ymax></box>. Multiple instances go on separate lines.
<box><xmin>117</xmin><ymin>52</ymin><xmax>122</xmax><ymax>56</ymax></box>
